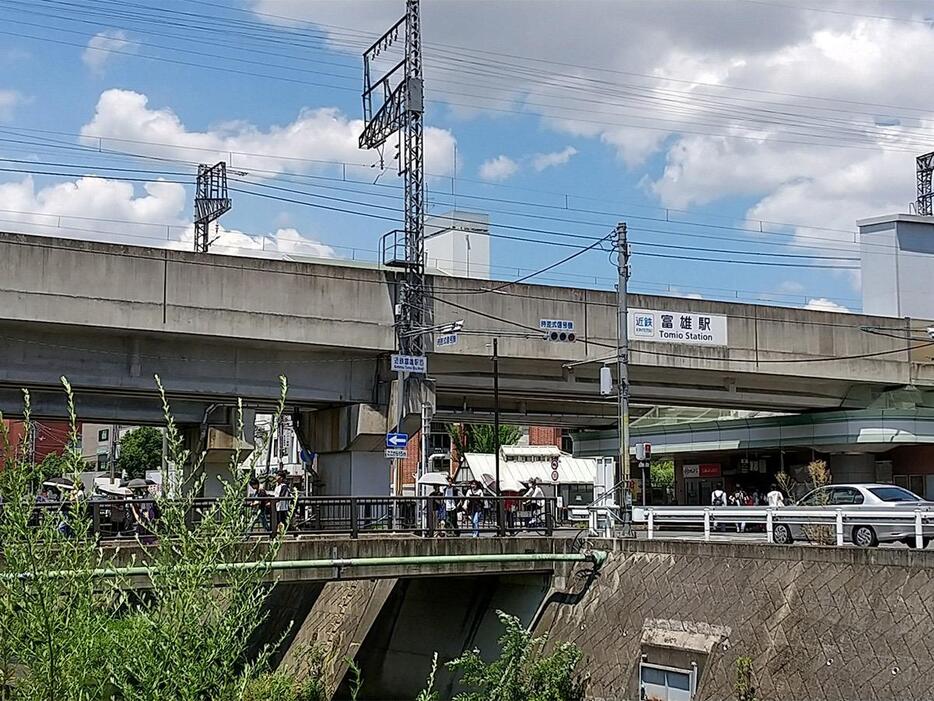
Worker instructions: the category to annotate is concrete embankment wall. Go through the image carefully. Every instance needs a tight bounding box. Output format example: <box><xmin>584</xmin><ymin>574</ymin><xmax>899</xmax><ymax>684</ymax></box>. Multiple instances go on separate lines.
<box><xmin>536</xmin><ymin>539</ymin><xmax>934</xmax><ymax>701</ymax></box>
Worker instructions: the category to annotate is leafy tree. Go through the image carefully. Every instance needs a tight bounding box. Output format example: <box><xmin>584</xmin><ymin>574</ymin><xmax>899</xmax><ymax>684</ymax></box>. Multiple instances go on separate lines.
<box><xmin>441</xmin><ymin>611</ymin><xmax>587</xmax><ymax>701</ymax></box>
<box><xmin>116</xmin><ymin>425</ymin><xmax>163</xmax><ymax>479</ymax></box>
<box><xmin>446</xmin><ymin>424</ymin><xmax>523</xmax><ymax>460</ymax></box>
<box><xmin>650</xmin><ymin>459</ymin><xmax>674</xmax><ymax>493</ymax></box>
<box><xmin>35</xmin><ymin>451</ymin><xmax>70</xmax><ymax>483</ymax></box>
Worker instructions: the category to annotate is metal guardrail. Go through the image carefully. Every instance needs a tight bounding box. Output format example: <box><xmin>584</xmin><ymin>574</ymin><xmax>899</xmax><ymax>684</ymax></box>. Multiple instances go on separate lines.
<box><xmin>20</xmin><ymin>496</ymin><xmax>559</xmax><ymax>540</ymax></box>
<box><xmin>633</xmin><ymin>505</ymin><xmax>934</xmax><ymax>548</ymax></box>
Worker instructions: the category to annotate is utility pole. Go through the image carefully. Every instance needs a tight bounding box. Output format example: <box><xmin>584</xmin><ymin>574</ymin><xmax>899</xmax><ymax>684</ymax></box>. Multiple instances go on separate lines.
<box><xmin>109</xmin><ymin>423</ymin><xmax>119</xmax><ymax>481</ymax></box>
<box><xmin>360</xmin><ymin>0</ymin><xmax>427</xmax><ymax>497</ymax></box>
<box><xmin>419</xmin><ymin>400</ymin><xmax>431</xmax><ymax>530</ymax></box>
<box><xmin>193</xmin><ymin>162</ymin><xmax>231</xmax><ymax>253</ymax></box>
<box><xmin>614</xmin><ymin>222</ymin><xmax>633</xmax><ymax>537</ymax></box>
<box><xmin>917</xmin><ymin>151</ymin><xmax>934</xmax><ymax>216</ymax></box>
<box><xmin>492</xmin><ymin>338</ymin><xmax>503</xmax><ymax>533</ymax></box>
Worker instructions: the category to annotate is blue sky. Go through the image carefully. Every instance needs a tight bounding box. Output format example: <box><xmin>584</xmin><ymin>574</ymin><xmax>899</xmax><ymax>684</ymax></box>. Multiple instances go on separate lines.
<box><xmin>2</xmin><ymin>0</ymin><xmax>933</xmax><ymax>312</ymax></box>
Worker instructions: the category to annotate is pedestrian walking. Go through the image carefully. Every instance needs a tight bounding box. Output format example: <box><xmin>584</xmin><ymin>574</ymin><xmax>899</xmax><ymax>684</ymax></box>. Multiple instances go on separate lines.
<box><xmin>246</xmin><ymin>477</ymin><xmax>270</xmax><ymax>532</ymax></box>
<box><xmin>428</xmin><ymin>485</ymin><xmax>445</xmax><ymax>536</ymax></box>
<box><xmin>128</xmin><ymin>485</ymin><xmax>159</xmax><ymax>544</ymax></box>
<box><xmin>273</xmin><ymin>470</ymin><xmax>292</xmax><ymax>532</ymax></box>
<box><xmin>710</xmin><ymin>485</ymin><xmax>727</xmax><ymax>531</ymax></box>
<box><xmin>443</xmin><ymin>475</ymin><xmax>461</xmax><ymax>536</ymax></box>
<box><xmin>731</xmin><ymin>486</ymin><xmax>747</xmax><ymax>532</ymax></box>
<box><xmin>465</xmin><ymin>480</ymin><xmax>484</xmax><ymax>537</ymax></box>
<box><xmin>523</xmin><ymin>478</ymin><xmax>545</xmax><ymax>528</ymax></box>
<box><xmin>766</xmin><ymin>484</ymin><xmax>785</xmax><ymax>508</ymax></box>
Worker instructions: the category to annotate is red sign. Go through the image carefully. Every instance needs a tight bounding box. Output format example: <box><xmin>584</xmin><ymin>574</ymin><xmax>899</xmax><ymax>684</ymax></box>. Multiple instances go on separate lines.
<box><xmin>699</xmin><ymin>463</ymin><xmax>721</xmax><ymax>478</ymax></box>
<box><xmin>551</xmin><ymin>469</ymin><xmax>560</xmax><ymax>482</ymax></box>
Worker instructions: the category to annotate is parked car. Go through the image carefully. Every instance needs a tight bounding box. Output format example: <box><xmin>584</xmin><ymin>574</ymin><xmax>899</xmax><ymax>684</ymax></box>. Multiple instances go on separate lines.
<box><xmin>772</xmin><ymin>483</ymin><xmax>934</xmax><ymax>548</ymax></box>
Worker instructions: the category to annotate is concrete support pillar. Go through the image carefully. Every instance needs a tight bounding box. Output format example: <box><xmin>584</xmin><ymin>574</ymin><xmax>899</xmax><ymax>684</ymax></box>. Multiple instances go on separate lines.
<box><xmin>178</xmin><ymin>407</ymin><xmax>255</xmax><ymax>498</ymax></box>
<box><xmin>298</xmin><ymin>404</ymin><xmax>390</xmax><ymax>496</ymax></box>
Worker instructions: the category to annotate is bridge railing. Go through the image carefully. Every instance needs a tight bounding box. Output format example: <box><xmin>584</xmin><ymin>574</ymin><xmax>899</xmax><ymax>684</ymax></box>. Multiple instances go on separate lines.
<box><xmin>633</xmin><ymin>505</ymin><xmax>934</xmax><ymax>547</ymax></box>
<box><xmin>23</xmin><ymin>496</ymin><xmax>559</xmax><ymax>539</ymax></box>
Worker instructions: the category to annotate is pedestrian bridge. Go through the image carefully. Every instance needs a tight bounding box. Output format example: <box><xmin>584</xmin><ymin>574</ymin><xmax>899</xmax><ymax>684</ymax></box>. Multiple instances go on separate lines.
<box><xmin>106</xmin><ymin>533</ymin><xmax>601</xmax><ymax>584</ymax></box>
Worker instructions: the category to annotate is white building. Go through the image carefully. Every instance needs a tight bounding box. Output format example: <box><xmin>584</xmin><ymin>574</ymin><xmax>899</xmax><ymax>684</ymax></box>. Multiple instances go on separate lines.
<box><xmin>859</xmin><ymin>213</ymin><xmax>934</xmax><ymax>318</ymax></box>
<box><xmin>80</xmin><ymin>423</ymin><xmax>138</xmax><ymax>473</ymax></box>
<box><xmin>456</xmin><ymin>445</ymin><xmax>598</xmax><ymax>510</ymax></box>
<box><xmin>424</xmin><ymin>210</ymin><xmax>491</xmax><ymax>279</ymax></box>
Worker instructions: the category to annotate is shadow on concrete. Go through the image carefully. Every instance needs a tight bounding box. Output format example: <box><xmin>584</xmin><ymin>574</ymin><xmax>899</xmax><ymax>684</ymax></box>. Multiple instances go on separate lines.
<box><xmin>335</xmin><ymin>573</ymin><xmax>550</xmax><ymax>700</ymax></box>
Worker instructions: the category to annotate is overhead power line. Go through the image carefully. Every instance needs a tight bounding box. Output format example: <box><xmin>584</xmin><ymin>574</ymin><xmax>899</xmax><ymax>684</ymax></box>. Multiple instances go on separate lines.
<box><xmin>5</xmin><ymin>0</ymin><xmax>934</xmax><ymax>155</ymax></box>
<box><xmin>0</xmin><ymin>158</ymin><xmax>868</xmax><ymax>269</ymax></box>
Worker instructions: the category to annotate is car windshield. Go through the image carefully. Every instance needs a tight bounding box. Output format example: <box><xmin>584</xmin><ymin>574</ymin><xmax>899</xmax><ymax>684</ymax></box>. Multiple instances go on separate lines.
<box><xmin>867</xmin><ymin>486</ymin><xmax>920</xmax><ymax>502</ymax></box>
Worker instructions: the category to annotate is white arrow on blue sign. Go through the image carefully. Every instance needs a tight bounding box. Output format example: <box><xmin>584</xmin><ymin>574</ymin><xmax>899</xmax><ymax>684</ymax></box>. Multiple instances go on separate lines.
<box><xmin>386</xmin><ymin>432</ymin><xmax>409</xmax><ymax>449</ymax></box>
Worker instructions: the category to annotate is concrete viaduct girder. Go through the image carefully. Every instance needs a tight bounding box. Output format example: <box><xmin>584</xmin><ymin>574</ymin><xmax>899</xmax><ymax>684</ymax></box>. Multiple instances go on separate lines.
<box><xmin>1</xmin><ymin>232</ymin><xmax>930</xmax><ymax>425</ymax></box>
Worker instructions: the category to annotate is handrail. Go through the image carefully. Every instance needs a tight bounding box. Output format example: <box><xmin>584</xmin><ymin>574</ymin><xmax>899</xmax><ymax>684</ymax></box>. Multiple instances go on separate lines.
<box><xmin>633</xmin><ymin>505</ymin><xmax>934</xmax><ymax>548</ymax></box>
<box><xmin>16</xmin><ymin>495</ymin><xmax>561</xmax><ymax>540</ymax></box>
<box><xmin>4</xmin><ymin>551</ymin><xmax>609</xmax><ymax>582</ymax></box>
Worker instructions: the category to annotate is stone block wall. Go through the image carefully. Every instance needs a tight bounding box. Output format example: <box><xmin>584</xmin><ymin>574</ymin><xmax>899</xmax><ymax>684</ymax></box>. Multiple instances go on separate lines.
<box><xmin>536</xmin><ymin>540</ymin><xmax>934</xmax><ymax>701</ymax></box>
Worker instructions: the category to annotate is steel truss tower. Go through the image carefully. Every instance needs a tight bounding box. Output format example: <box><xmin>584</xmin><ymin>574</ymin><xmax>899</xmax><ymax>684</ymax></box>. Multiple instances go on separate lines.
<box><xmin>360</xmin><ymin>0</ymin><xmax>426</xmax><ymax>356</ymax></box>
<box><xmin>193</xmin><ymin>161</ymin><xmax>232</xmax><ymax>253</ymax></box>
<box><xmin>918</xmin><ymin>151</ymin><xmax>934</xmax><ymax>216</ymax></box>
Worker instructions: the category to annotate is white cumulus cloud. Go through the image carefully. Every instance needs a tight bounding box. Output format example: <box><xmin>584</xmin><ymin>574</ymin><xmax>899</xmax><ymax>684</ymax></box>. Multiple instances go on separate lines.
<box><xmin>805</xmin><ymin>297</ymin><xmax>851</xmax><ymax>313</ymax></box>
<box><xmin>82</xmin><ymin>30</ymin><xmax>137</xmax><ymax>74</ymax></box>
<box><xmin>531</xmin><ymin>146</ymin><xmax>578</xmax><ymax>172</ymax></box>
<box><xmin>79</xmin><ymin>89</ymin><xmax>457</xmax><ymax>177</ymax></box>
<box><xmin>0</xmin><ymin>175</ymin><xmax>336</xmax><ymax>259</ymax></box>
<box><xmin>248</xmin><ymin>1</ymin><xmax>934</xmax><ymax>255</ymax></box>
<box><xmin>478</xmin><ymin>155</ymin><xmax>519</xmax><ymax>182</ymax></box>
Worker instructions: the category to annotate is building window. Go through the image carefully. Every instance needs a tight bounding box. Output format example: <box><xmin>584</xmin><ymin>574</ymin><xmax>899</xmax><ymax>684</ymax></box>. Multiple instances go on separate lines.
<box><xmin>430</xmin><ymin>457</ymin><xmax>451</xmax><ymax>473</ymax></box>
<box><xmin>561</xmin><ymin>484</ymin><xmax>594</xmax><ymax>507</ymax></box>
<box><xmin>98</xmin><ymin>429</ymin><xmax>109</xmax><ymax>442</ymax></box>
<box><xmin>640</xmin><ymin>663</ymin><xmax>694</xmax><ymax>701</ymax></box>
<box><xmin>561</xmin><ymin>431</ymin><xmax>573</xmax><ymax>454</ymax></box>
<box><xmin>427</xmin><ymin>425</ymin><xmax>451</xmax><ymax>456</ymax></box>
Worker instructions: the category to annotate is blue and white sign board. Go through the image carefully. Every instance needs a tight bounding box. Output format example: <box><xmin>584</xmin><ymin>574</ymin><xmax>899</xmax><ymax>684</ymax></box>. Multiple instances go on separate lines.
<box><xmin>539</xmin><ymin>319</ymin><xmax>575</xmax><ymax>332</ymax></box>
<box><xmin>385</xmin><ymin>448</ymin><xmax>408</xmax><ymax>459</ymax></box>
<box><xmin>630</xmin><ymin>309</ymin><xmax>728</xmax><ymax>347</ymax></box>
<box><xmin>386</xmin><ymin>432</ymin><xmax>409</xmax><ymax>449</ymax></box>
<box><xmin>391</xmin><ymin>354</ymin><xmax>427</xmax><ymax>374</ymax></box>
<box><xmin>435</xmin><ymin>333</ymin><xmax>458</xmax><ymax>348</ymax></box>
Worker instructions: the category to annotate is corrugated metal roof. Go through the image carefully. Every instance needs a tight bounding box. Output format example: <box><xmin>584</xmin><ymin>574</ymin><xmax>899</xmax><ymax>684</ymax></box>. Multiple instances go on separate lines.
<box><xmin>461</xmin><ymin>452</ymin><xmax>596</xmax><ymax>486</ymax></box>
<box><xmin>501</xmin><ymin>445</ymin><xmax>562</xmax><ymax>458</ymax></box>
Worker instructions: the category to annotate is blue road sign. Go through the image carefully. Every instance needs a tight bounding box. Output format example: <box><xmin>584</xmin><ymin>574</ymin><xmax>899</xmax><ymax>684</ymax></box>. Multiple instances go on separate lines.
<box><xmin>386</xmin><ymin>432</ymin><xmax>409</xmax><ymax>449</ymax></box>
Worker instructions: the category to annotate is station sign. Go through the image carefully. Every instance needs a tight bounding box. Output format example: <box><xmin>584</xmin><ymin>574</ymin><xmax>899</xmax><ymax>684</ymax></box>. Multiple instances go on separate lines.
<box><xmin>539</xmin><ymin>319</ymin><xmax>575</xmax><ymax>332</ymax></box>
<box><xmin>630</xmin><ymin>309</ymin><xmax>727</xmax><ymax>347</ymax></box>
<box><xmin>391</xmin><ymin>354</ymin><xmax>427</xmax><ymax>374</ymax></box>
<box><xmin>683</xmin><ymin>463</ymin><xmax>721</xmax><ymax>478</ymax></box>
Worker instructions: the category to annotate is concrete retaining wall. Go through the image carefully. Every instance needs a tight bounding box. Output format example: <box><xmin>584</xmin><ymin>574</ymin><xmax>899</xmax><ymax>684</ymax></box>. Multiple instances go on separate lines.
<box><xmin>536</xmin><ymin>539</ymin><xmax>934</xmax><ymax>700</ymax></box>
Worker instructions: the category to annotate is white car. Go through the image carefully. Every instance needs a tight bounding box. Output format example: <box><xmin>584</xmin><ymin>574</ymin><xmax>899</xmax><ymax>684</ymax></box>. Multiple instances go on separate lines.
<box><xmin>772</xmin><ymin>483</ymin><xmax>934</xmax><ymax>548</ymax></box>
